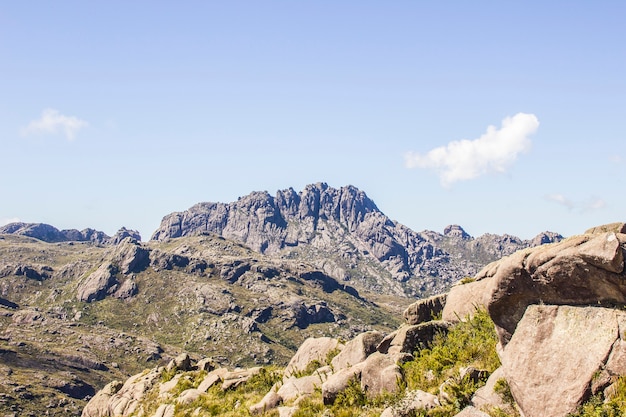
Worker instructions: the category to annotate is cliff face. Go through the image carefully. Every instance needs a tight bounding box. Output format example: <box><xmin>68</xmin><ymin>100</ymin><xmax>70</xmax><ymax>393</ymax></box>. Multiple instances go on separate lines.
<box><xmin>152</xmin><ymin>183</ymin><xmax>562</xmax><ymax>296</ymax></box>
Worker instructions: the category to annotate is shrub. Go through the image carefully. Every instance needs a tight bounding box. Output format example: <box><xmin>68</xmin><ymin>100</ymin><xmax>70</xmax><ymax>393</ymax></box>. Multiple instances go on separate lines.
<box><xmin>568</xmin><ymin>376</ymin><xmax>626</xmax><ymax>417</ymax></box>
<box><xmin>403</xmin><ymin>309</ymin><xmax>500</xmax><ymax>416</ymax></box>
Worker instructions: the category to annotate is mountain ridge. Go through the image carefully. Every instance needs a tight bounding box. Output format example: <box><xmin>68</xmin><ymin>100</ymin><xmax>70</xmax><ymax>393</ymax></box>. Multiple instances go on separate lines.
<box><xmin>0</xmin><ymin>222</ymin><xmax>141</xmax><ymax>245</ymax></box>
<box><xmin>151</xmin><ymin>183</ymin><xmax>563</xmax><ymax>296</ymax></box>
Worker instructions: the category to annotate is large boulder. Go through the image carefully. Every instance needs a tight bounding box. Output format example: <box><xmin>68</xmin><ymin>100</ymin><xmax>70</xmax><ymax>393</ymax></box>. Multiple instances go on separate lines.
<box><xmin>81</xmin><ymin>380</ymin><xmax>123</xmax><ymax>417</ymax></box>
<box><xmin>322</xmin><ymin>363</ymin><xmax>365</xmax><ymax>405</ymax></box>
<box><xmin>113</xmin><ymin>238</ymin><xmax>150</xmax><ymax>274</ymax></box>
<box><xmin>378</xmin><ymin>321</ymin><xmax>451</xmax><ymax>356</ymax></box>
<box><xmin>283</xmin><ymin>337</ymin><xmax>341</xmax><ymax>377</ymax></box>
<box><xmin>250</xmin><ymin>390</ymin><xmax>282</xmax><ymax>415</ymax></box>
<box><xmin>360</xmin><ymin>352</ymin><xmax>402</xmax><ymax>398</ymax></box>
<box><xmin>485</xmin><ymin>231</ymin><xmax>626</xmax><ymax>345</ymax></box>
<box><xmin>176</xmin><ymin>388</ymin><xmax>202</xmax><ymax>405</ymax></box>
<box><xmin>441</xmin><ymin>277</ymin><xmax>495</xmax><ymax>323</ymax></box>
<box><xmin>165</xmin><ymin>352</ymin><xmax>192</xmax><ymax>372</ymax></box>
<box><xmin>331</xmin><ymin>331</ymin><xmax>383</xmax><ymax>371</ymax></box>
<box><xmin>83</xmin><ymin>367</ymin><xmax>162</xmax><ymax>417</ymax></box>
<box><xmin>277</xmin><ymin>374</ymin><xmax>323</xmax><ymax>401</ymax></box>
<box><xmin>500</xmin><ymin>305</ymin><xmax>625</xmax><ymax>417</ymax></box>
<box><xmin>403</xmin><ymin>293</ymin><xmax>447</xmax><ymax>325</ymax></box>
<box><xmin>584</xmin><ymin>222</ymin><xmax>626</xmax><ymax>235</ymax></box>
<box><xmin>222</xmin><ymin>367</ymin><xmax>262</xmax><ymax>390</ymax></box>
<box><xmin>76</xmin><ymin>262</ymin><xmax>119</xmax><ymax>302</ymax></box>
<box><xmin>158</xmin><ymin>374</ymin><xmax>182</xmax><ymax>399</ymax></box>
<box><xmin>197</xmin><ymin>367</ymin><xmax>228</xmax><ymax>392</ymax></box>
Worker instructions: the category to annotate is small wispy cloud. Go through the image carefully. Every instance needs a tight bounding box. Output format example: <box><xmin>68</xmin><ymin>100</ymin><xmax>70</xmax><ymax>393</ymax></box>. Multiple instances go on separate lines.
<box><xmin>545</xmin><ymin>194</ymin><xmax>606</xmax><ymax>212</ymax></box>
<box><xmin>21</xmin><ymin>108</ymin><xmax>88</xmax><ymax>141</ymax></box>
<box><xmin>405</xmin><ymin>113</ymin><xmax>539</xmax><ymax>187</ymax></box>
<box><xmin>609</xmin><ymin>155</ymin><xmax>623</xmax><ymax>164</ymax></box>
<box><xmin>545</xmin><ymin>194</ymin><xmax>575</xmax><ymax>209</ymax></box>
<box><xmin>583</xmin><ymin>197</ymin><xmax>606</xmax><ymax>212</ymax></box>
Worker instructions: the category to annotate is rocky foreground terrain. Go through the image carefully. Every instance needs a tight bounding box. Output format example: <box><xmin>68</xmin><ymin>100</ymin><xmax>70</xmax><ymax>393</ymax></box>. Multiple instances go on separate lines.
<box><xmin>83</xmin><ymin>222</ymin><xmax>626</xmax><ymax>417</ymax></box>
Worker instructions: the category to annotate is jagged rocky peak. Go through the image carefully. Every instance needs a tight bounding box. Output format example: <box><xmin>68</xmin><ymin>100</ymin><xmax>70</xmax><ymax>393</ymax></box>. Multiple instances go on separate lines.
<box><xmin>529</xmin><ymin>230</ymin><xmax>564</xmax><ymax>247</ymax></box>
<box><xmin>150</xmin><ymin>183</ymin><xmax>562</xmax><ymax>297</ymax></box>
<box><xmin>108</xmin><ymin>227</ymin><xmax>142</xmax><ymax>245</ymax></box>
<box><xmin>150</xmin><ymin>183</ymin><xmax>381</xmax><ymax>246</ymax></box>
<box><xmin>443</xmin><ymin>224</ymin><xmax>471</xmax><ymax>240</ymax></box>
<box><xmin>0</xmin><ymin>222</ymin><xmax>141</xmax><ymax>245</ymax></box>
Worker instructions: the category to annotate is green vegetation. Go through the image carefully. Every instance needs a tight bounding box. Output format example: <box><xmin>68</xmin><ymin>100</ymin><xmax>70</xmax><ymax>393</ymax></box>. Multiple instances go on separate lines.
<box><xmin>459</xmin><ymin>277</ymin><xmax>476</xmax><ymax>284</ymax></box>
<box><xmin>493</xmin><ymin>378</ymin><xmax>514</xmax><ymax>405</ymax></box>
<box><xmin>0</xmin><ymin>233</ymin><xmax>403</xmax><ymax>416</ymax></box>
<box><xmin>403</xmin><ymin>309</ymin><xmax>500</xmax><ymax>416</ymax></box>
<box><xmin>135</xmin><ymin>367</ymin><xmax>282</xmax><ymax>417</ymax></box>
<box><xmin>568</xmin><ymin>377</ymin><xmax>626</xmax><ymax>417</ymax></box>
<box><xmin>290</xmin><ymin>388</ymin><xmax>390</xmax><ymax>417</ymax></box>
<box><xmin>404</xmin><ymin>310</ymin><xmax>500</xmax><ymax>389</ymax></box>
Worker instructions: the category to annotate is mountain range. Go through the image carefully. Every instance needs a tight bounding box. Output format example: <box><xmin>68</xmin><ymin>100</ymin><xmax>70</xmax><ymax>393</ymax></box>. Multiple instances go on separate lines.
<box><xmin>0</xmin><ymin>183</ymin><xmax>563</xmax><ymax>416</ymax></box>
<box><xmin>150</xmin><ymin>183</ymin><xmax>562</xmax><ymax>296</ymax></box>
<box><xmin>2</xmin><ymin>183</ymin><xmax>562</xmax><ymax>298</ymax></box>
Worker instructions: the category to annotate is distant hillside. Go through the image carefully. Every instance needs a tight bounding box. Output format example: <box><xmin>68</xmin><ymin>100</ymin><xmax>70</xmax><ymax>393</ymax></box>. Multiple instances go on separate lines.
<box><xmin>152</xmin><ymin>183</ymin><xmax>562</xmax><ymax>296</ymax></box>
<box><xmin>0</xmin><ymin>222</ymin><xmax>140</xmax><ymax>245</ymax></box>
<box><xmin>0</xmin><ymin>232</ymin><xmax>401</xmax><ymax>416</ymax></box>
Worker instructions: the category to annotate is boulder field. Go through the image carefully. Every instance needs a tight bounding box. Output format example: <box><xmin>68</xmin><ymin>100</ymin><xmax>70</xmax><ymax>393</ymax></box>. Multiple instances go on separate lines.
<box><xmin>82</xmin><ymin>222</ymin><xmax>626</xmax><ymax>417</ymax></box>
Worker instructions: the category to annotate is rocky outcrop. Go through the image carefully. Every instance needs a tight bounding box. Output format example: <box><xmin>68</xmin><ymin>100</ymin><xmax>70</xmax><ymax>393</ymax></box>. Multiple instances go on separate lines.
<box><xmin>403</xmin><ymin>293</ymin><xmax>447</xmax><ymax>325</ymax></box>
<box><xmin>81</xmin><ymin>367</ymin><xmax>161</xmax><ymax>417</ymax></box>
<box><xmin>283</xmin><ymin>337</ymin><xmax>341</xmax><ymax>378</ymax></box>
<box><xmin>81</xmin><ymin>380</ymin><xmax>123</xmax><ymax>417</ymax></box>
<box><xmin>76</xmin><ymin>262</ymin><xmax>119</xmax><ymax>302</ymax></box>
<box><xmin>0</xmin><ymin>222</ymin><xmax>71</xmax><ymax>243</ymax></box>
<box><xmin>0</xmin><ymin>263</ymin><xmax>54</xmax><ymax>281</ymax></box>
<box><xmin>441</xmin><ymin>278</ymin><xmax>494</xmax><ymax>323</ymax></box>
<box><xmin>108</xmin><ymin>227</ymin><xmax>142</xmax><ymax>245</ymax></box>
<box><xmin>491</xmin><ymin>231</ymin><xmax>626</xmax><ymax>345</ymax></box>
<box><xmin>330</xmin><ymin>331</ymin><xmax>384</xmax><ymax>371</ymax></box>
<box><xmin>500</xmin><ymin>305</ymin><xmax>625</xmax><ymax>417</ymax></box>
<box><xmin>433</xmin><ymin>222</ymin><xmax>626</xmax><ymax>416</ymax></box>
<box><xmin>151</xmin><ymin>183</ymin><xmax>562</xmax><ymax>296</ymax></box>
<box><xmin>81</xmin><ymin>358</ymin><xmax>266</xmax><ymax>417</ymax></box>
<box><xmin>455</xmin><ymin>230</ymin><xmax>626</xmax><ymax>346</ymax></box>
<box><xmin>0</xmin><ymin>222</ymin><xmax>141</xmax><ymax>244</ymax></box>
<box><xmin>378</xmin><ymin>320</ymin><xmax>451</xmax><ymax>357</ymax></box>
<box><xmin>112</xmin><ymin>238</ymin><xmax>150</xmax><ymax>274</ymax></box>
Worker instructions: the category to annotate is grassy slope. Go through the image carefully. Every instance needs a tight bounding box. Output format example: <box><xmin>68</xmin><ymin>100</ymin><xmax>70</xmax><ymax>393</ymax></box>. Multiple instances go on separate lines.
<box><xmin>0</xmin><ymin>234</ymin><xmax>405</xmax><ymax>416</ymax></box>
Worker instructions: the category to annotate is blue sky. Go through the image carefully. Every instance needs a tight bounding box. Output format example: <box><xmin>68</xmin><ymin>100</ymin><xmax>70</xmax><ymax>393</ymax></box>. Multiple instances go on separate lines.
<box><xmin>1</xmin><ymin>1</ymin><xmax>624</xmax><ymax>240</ymax></box>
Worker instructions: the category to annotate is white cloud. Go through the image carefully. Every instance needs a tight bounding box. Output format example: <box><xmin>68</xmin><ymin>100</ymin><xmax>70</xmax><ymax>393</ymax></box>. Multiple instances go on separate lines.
<box><xmin>544</xmin><ymin>194</ymin><xmax>606</xmax><ymax>212</ymax></box>
<box><xmin>545</xmin><ymin>194</ymin><xmax>575</xmax><ymax>209</ymax></box>
<box><xmin>405</xmin><ymin>113</ymin><xmax>539</xmax><ymax>186</ymax></box>
<box><xmin>1</xmin><ymin>217</ymin><xmax>20</xmax><ymax>226</ymax></box>
<box><xmin>21</xmin><ymin>108</ymin><xmax>88</xmax><ymax>140</ymax></box>
<box><xmin>583</xmin><ymin>197</ymin><xmax>606</xmax><ymax>212</ymax></box>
